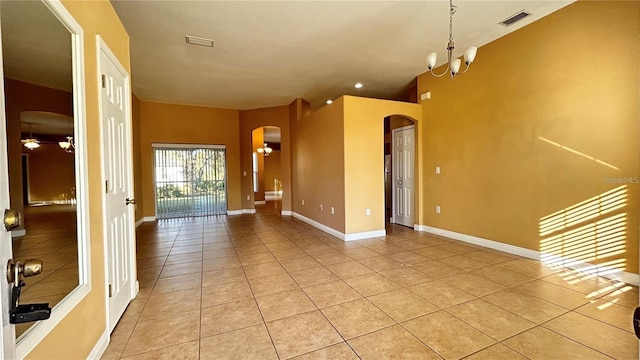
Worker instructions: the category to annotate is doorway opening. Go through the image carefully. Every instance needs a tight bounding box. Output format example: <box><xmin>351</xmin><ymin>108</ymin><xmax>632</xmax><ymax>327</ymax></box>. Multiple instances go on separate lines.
<box><xmin>384</xmin><ymin>115</ymin><xmax>416</xmax><ymax>228</ymax></box>
<box><xmin>252</xmin><ymin>126</ymin><xmax>282</xmax><ymax>206</ymax></box>
<box><xmin>153</xmin><ymin>144</ymin><xmax>227</xmax><ymax>219</ymax></box>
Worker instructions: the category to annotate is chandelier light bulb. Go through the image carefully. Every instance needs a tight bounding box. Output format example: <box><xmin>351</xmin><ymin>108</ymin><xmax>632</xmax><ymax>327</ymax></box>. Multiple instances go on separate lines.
<box><xmin>464</xmin><ymin>46</ymin><xmax>477</xmax><ymax>65</ymax></box>
<box><xmin>426</xmin><ymin>52</ymin><xmax>437</xmax><ymax>70</ymax></box>
<box><xmin>450</xmin><ymin>58</ymin><xmax>461</xmax><ymax>75</ymax></box>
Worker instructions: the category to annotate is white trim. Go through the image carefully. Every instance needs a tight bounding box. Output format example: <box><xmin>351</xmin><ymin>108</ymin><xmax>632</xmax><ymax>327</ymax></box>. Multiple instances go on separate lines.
<box><xmin>265</xmin><ymin>191</ymin><xmax>282</xmax><ymax>196</ymax></box>
<box><xmin>227</xmin><ymin>209</ymin><xmax>256</xmax><ymax>215</ymax></box>
<box><xmin>415</xmin><ymin>225</ymin><xmax>639</xmax><ymax>286</ymax></box>
<box><xmin>15</xmin><ymin>1</ymin><xmax>92</xmax><ymax>358</ymax></box>
<box><xmin>391</xmin><ymin>125</ymin><xmax>416</xmax><ymax>227</ymax></box>
<box><xmin>135</xmin><ymin>218</ymin><xmax>144</xmax><ymax>228</ymax></box>
<box><xmin>281</xmin><ymin>210</ymin><xmax>292</xmax><ymax>216</ymax></box>
<box><xmin>254</xmin><ymin>200</ymin><xmax>266</xmax><ymax>205</ymax></box>
<box><xmin>143</xmin><ymin>216</ymin><xmax>156</xmax><ymax>222</ymax></box>
<box><xmin>293</xmin><ymin>212</ymin><xmax>344</xmax><ymax>239</ymax></box>
<box><xmin>292</xmin><ymin>212</ymin><xmax>385</xmax><ymax>241</ymax></box>
<box><xmin>86</xmin><ymin>330</ymin><xmax>109</xmax><ymax>360</ymax></box>
<box><xmin>11</xmin><ymin>229</ymin><xmax>26</xmax><ymax>238</ymax></box>
<box><xmin>152</xmin><ymin>143</ymin><xmax>226</xmax><ymax>150</ymax></box>
<box><xmin>345</xmin><ymin>230</ymin><xmax>386</xmax><ymax>241</ymax></box>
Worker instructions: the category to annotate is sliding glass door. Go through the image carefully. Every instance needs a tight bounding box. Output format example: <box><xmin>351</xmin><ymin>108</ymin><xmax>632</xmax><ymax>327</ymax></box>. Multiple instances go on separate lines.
<box><xmin>153</xmin><ymin>144</ymin><xmax>227</xmax><ymax>219</ymax></box>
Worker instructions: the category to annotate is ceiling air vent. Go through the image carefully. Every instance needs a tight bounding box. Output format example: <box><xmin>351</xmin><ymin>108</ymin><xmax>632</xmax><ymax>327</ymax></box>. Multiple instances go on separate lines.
<box><xmin>500</xmin><ymin>10</ymin><xmax>532</xmax><ymax>26</ymax></box>
<box><xmin>185</xmin><ymin>35</ymin><xmax>214</xmax><ymax>47</ymax></box>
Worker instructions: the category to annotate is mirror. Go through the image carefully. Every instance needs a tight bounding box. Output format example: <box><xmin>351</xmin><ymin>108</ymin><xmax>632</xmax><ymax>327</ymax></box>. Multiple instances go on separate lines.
<box><xmin>1</xmin><ymin>0</ymin><xmax>88</xmax><ymax>345</ymax></box>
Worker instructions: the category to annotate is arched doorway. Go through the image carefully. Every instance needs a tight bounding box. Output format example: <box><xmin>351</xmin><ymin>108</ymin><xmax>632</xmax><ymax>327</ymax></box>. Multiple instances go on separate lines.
<box><xmin>251</xmin><ymin>126</ymin><xmax>282</xmax><ymax>208</ymax></box>
<box><xmin>384</xmin><ymin>115</ymin><xmax>416</xmax><ymax>228</ymax></box>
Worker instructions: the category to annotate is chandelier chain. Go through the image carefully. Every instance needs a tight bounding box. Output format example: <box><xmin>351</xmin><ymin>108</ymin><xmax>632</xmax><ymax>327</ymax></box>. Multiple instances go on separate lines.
<box><xmin>448</xmin><ymin>0</ymin><xmax>456</xmax><ymax>44</ymax></box>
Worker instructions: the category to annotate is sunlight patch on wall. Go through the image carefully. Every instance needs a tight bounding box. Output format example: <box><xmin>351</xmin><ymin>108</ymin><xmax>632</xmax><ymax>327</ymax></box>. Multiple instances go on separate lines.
<box><xmin>539</xmin><ymin>186</ymin><xmax>628</xmax><ymax>286</ymax></box>
<box><xmin>538</xmin><ymin>137</ymin><xmax>620</xmax><ymax>171</ymax></box>
<box><xmin>539</xmin><ymin>185</ymin><xmax>627</xmax><ymax>236</ymax></box>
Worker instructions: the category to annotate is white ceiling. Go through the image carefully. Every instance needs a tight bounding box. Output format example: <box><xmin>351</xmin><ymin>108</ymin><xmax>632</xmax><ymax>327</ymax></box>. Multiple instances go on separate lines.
<box><xmin>112</xmin><ymin>0</ymin><xmax>573</xmax><ymax>110</ymax></box>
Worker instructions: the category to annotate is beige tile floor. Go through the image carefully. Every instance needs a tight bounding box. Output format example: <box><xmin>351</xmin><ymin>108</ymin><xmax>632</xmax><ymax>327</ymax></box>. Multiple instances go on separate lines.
<box><xmin>102</xmin><ymin>202</ymin><xmax>639</xmax><ymax>359</ymax></box>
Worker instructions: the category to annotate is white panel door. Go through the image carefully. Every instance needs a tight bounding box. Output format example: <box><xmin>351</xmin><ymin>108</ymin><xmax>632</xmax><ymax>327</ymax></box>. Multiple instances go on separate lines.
<box><xmin>392</xmin><ymin>126</ymin><xmax>415</xmax><ymax>228</ymax></box>
<box><xmin>100</xmin><ymin>42</ymin><xmax>135</xmax><ymax>332</ymax></box>
<box><xmin>0</xmin><ymin>16</ymin><xmax>16</xmax><ymax>357</ymax></box>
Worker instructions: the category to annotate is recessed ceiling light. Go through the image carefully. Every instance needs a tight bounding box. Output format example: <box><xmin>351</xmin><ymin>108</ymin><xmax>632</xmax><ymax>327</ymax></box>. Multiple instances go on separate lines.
<box><xmin>354</xmin><ymin>82</ymin><xmax>363</xmax><ymax>89</ymax></box>
<box><xmin>185</xmin><ymin>35</ymin><xmax>214</xmax><ymax>47</ymax></box>
<box><xmin>326</xmin><ymin>100</ymin><xmax>333</xmax><ymax>105</ymax></box>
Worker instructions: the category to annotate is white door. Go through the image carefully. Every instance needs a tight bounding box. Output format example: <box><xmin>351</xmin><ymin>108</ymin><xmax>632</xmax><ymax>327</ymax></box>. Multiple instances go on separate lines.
<box><xmin>99</xmin><ymin>39</ymin><xmax>136</xmax><ymax>332</ymax></box>
<box><xmin>0</xmin><ymin>19</ymin><xmax>16</xmax><ymax>357</ymax></box>
<box><xmin>392</xmin><ymin>126</ymin><xmax>415</xmax><ymax>228</ymax></box>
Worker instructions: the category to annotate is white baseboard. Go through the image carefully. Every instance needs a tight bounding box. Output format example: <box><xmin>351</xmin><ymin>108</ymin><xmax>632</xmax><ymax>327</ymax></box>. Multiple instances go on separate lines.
<box><xmin>292</xmin><ymin>212</ymin><xmax>385</xmax><ymax>241</ymax></box>
<box><xmin>345</xmin><ymin>230</ymin><xmax>386</xmax><ymax>241</ymax></box>
<box><xmin>86</xmin><ymin>329</ymin><xmax>109</xmax><ymax>360</ymax></box>
<box><xmin>254</xmin><ymin>200</ymin><xmax>267</xmax><ymax>205</ymax></box>
<box><xmin>281</xmin><ymin>210</ymin><xmax>292</xmax><ymax>216</ymax></box>
<box><xmin>135</xmin><ymin>218</ymin><xmax>144</xmax><ymax>228</ymax></box>
<box><xmin>143</xmin><ymin>216</ymin><xmax>155</xmax><ymax>222</ymax></box>
<box><xmin>228</xmin><ymin>209</ymin><xmax>256</xmax><ymax>215</ymax></box>
<box><xmin>11</xmin><ymin>229</ymin><xmax>26</xmax><ymax>238</ymax></box>
<box><xmin>415</xmin><ymin>225</ymin><xmax>639</xmax><ymax>286</ymax></box>
<box><xmin>265</xmin><ymin>191</ymin><xmax>282</xmax><ymax>196</ymax></box>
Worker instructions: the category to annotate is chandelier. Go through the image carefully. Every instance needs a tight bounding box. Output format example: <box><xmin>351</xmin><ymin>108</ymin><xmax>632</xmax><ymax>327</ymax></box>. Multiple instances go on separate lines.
<box><xmin>426</xmin><ymin>0</ymin><xmax>477</xmax><ymax>79</ymax></box>
<box><xmin>59</xmin><ymin>136</ymin><xmax>75</xmax><ymax>153</ymax></box>
<box><xmin>21</xmin><ymin>123</ymin><xmax>40</xmax><ymax>150</ymax></box>
<box><xmin>256</xmin><ymin>143</ymin><xmax>273</xmax><ymax>156</ymax></box>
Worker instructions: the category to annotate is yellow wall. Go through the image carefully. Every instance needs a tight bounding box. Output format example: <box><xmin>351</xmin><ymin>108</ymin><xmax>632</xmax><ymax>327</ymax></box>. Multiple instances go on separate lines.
<box><xmin>418</xmin><ymin>1</ymin><xmax>639</xmax><ymax>273</ymax></box>
<box><xmin>264</xmin><ymin>150</ymin><xmax>281</xmax><ymax>192</ymax></box>
<box><xmin>131</xmin><ymin>94</ymin><xmax>144</xmax><ymax>222</ymax></box>
<box><xmin>25</xmin><ymin>144</ymin><xmax>75</xmax><ymax>202</ymax></box>
<box><xmin>343</xmin><ymin>96</ymin><xmax>421</xmax><ymax>233</ymax></box>
<box><xmin>138</xmin><ymin>101</ymin><xmax>241</xmax><ymax>216</ymax></box>
<box><xmin>291</xmin><ymin>96</ymin><xmax>421</xmax><ymax>235</ymax></box>
<box><xmin>26</xmin><ymin>0</ymin><xmax>130</xmax><ymax>358</ymax></box>
<box><xmin>239</xmin><ymin>106</ymin><xmax>291</xmax><ymax>211</ymax></box>
<box><xmin>292</xmin><ymin>97</ymin><xmax>346</xmax><ymax>231</ymax></box>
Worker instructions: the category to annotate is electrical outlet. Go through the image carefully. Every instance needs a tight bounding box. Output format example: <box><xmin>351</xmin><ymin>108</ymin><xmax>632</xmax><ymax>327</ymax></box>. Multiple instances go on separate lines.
<box><xmin>319</xmin><ymin>204</ymin><xmax>323</xmax><ymax>211</ymax></box>
<box><xmin>243</xmin><ymin>171</ymin><xmax>247</xmax><ymax>176</ymax></box>
<box><xmin>246</xmin><ymin>195</ymin><xmax>250</xmax><ymax>201</ymax></box>
<box><xmin>435</xmin><ymin>205</ymin><xmax>441</xmax><ymax>214</ymax></box>
<box><xmin>436</xmin><ymin>166</ymin><xmax>440</xmax><ymax>174</ymax></box>
<box><xmin>302</xmin><ymin>199</ymin><xmax>305</xmax><ymax>205</ymax></box>
<box><xmin>331</xmin><ymin>207</ymin><xmax>335</xmax><ymax>214</ymax></box>
<box><xmin>365</xmin><ymin>208</ymin><xmax>371</xmax><ymax>216</ymax></box>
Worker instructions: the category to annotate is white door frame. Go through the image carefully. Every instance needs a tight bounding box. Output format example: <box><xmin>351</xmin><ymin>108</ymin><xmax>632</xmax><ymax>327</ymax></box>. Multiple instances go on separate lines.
<box><xmin>1</xmin><ymin>0</ymin><xmax>92</xmax><ymax>358</ymax></box>
<box><xmin>0</xmin><ymin>6</ymin><xmax>14</xmax><ymax>356</ymax></box>
<box><xmin>97</xmin><ymin>35</ymin><xmax>138</xmax><ymax>334</ymax></box>
<box><xmin>391</xmin><ymin>125</ymin><xmax>415</xmax><ymax>226</ymax></box>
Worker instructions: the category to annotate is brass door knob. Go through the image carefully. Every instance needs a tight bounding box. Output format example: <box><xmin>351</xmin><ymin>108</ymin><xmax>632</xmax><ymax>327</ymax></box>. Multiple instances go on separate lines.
<box><xmin>4</xmin><ymin>209</ymin><xmax>21</xmax><ymax>231</ymax></box>
<box><xmin>7</xmin><ymin>259</ymin><xmax>43</xmax><ymax>284</ymax></box>
<box><xmin>125</xmin><ymin>198</ymin><xmax>136</xmax><ymax>205</ymax></box>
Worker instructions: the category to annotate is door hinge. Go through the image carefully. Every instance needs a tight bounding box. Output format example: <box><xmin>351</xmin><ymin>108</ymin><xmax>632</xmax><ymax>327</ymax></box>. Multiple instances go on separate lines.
<box><xmin>105</xmin><ymin>180</ymin><xmax>109</xmax><ymax>193</ymax></box>
<box><xmin>108</xmin><ymin>284</ymin><xmax>113</xmax><ymax>298</ymax></box>
<box><xmin>101</xmin><ymin>74</ymin><xmax>106</xmax><ymax>88</ymax></box>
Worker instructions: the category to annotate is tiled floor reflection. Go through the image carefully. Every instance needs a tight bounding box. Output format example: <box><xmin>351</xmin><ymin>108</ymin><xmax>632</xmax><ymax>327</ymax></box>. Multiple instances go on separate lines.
<box><xmin>12</xmin><ymin>204</ymin><xmax>79</xmax><ymax>338</ymax></box>
<box><xmin>102</xmin><ymin>202</ymin><xmax>639</xmax><ymax>359</ymax></box>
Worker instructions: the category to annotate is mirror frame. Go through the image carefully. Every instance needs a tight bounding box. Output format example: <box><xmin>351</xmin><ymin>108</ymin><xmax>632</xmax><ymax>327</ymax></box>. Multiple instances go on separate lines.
<box><xmin>15</xmin><ymin>0</ymin><xmax>90</xmax><ymax>357</ymax></box>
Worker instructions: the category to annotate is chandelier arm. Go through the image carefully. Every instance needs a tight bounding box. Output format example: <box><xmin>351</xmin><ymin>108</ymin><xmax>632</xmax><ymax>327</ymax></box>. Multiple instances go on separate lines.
<box><xmin>461</xmin><ymin>62</ymin><xmax>472</xmax><ymax>74</ymax></box>
<box><xmin>430</xmin><ymin>67</ymin><xmax>449</xmax><ymax>77</ymax></box>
